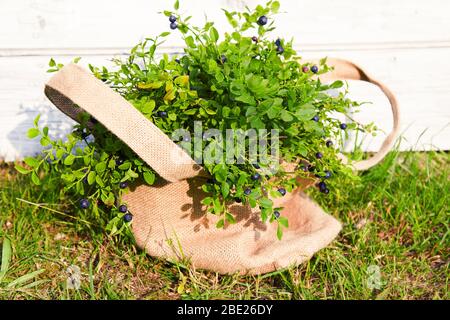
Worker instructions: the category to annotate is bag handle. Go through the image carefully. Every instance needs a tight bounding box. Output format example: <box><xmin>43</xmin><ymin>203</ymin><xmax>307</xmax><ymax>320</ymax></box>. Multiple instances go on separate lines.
<box><xmin>314</xmin><ymin>58</ymin><xmax>400</xmax><ymax>170</ymax></box>
<box><xmin>44</xmin><ymin>64</ymin><xmax>205</xmax><ymax>182</ymax></box>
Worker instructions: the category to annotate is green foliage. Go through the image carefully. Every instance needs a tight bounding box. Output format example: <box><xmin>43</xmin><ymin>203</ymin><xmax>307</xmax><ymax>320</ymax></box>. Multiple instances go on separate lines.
<box><xmin>20</xmin><ymin>0</ymin><xmax>376</xmax><ymax>239</ymax></box>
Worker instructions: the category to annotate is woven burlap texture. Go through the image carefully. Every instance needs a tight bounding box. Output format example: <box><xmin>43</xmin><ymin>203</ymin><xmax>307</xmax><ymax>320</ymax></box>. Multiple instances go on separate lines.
<box><xmin>44</xmin><ymin>58</ymin><xmax>399</xmax><ymax>274</ymax></box>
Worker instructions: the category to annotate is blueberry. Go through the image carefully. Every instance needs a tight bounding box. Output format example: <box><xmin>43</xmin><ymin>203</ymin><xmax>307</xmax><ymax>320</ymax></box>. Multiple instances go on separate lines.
<box><xmin>252</xmin><ymin>163</ymin><xmax>260</xmax><ymax>169</ymax></box>
<box><xmin>119</xmin><ymin>181</ymin><xmax>128</xmax><ymax>189</ymax></box>
<box><xmin>302</xmin><ymin>66</ymin><xmax>309</xmax><ymax>73</ymax></box>
<box><xmin>170</xmin><ymin>22</ymin><xmax>178</xmax><ymax>30</ymax></box>
<box><xmin>157</xmin><ymin>110</ymin><xmax>168</xmax><ymax>118</ymax></box>
<box><xmin>340</xmin><ymin>123</ymin><xmax>347</xmax><ymax>130</ymax></box>
<box><xmin>79</xmin><ymin>198</ymin><xmax>89</xmax><ymax>209</ymax></box>
<box><xmin>116</xmin><ymin>158</ymin><xmax>124</xmax><ymax>166</ymax></box>
<box><xmin>317</xmin><ymin>181</ymin><xmax>327</xmax><ymax>192</ymax></box>
<box><xmin>275</xmin><ymin>38</ymin><xmax>281</xmax><ymax>47</ymax></box>
<box><xmin>123</xmin><ymin>213</ymin><xmax>133</xmax><ymax>222</ymax></box>
<box><xmin>118</xmin><ymin>204</ymin><xmax>128</xmax><ymax>213</ymax></box>
<box><xmin>183</xmin><ymin>136</ymin><xmax>191</xmax><ymax>142</ymax></box>
<box><xmin>244</xmin><ymin>188</ymin><xmax>252</xmax><ymax>196</ymax></box>
<box><xmin>82</xmin><ymin>176</ymin><xmax>88</xmax><ymax>184</ymax></box>
<box><xmin>322</xmin><ymin>188</ymin><xmax>330</xmax><ymax>195</ymax></box>
<box><xmin>324</xmin><ymin>170</ymin><xmax>332</xmax><ymax>179</ymax></box>
<box><xmin>278</xmin><ymin>188</ymin><xmax>286</xmax><ymax>196</ymax></box>
<box><xmin>311</xmin><ymin>65</ymin><xmax>319</xmax><ymax>73</ymax></box>
<box><xmin>175</xmin><ymin>58</ymin><xmax>180</xmax><ymax>64</ymax></box>
<box><xmin>251</xmin><ymin>36</ymin><xmax>258</xmax><ymax>42</ymax></box>
<box><xmin>326</xmin><ymin>140</ymin><xmax>333</xmax><ymax>148</ymax></box>
<box><xmin>220</xmin><ymin>54</ymin><xmax>227</xmax><ymax>63</ymax></box>
<box><xmin>257</xmin><ymin>15</ymin><xmax>268</xmax><ymax>26</ymax></box>
<box><xmin>169</xmin><ymin>15</ymin><xmax>177</xmax><ymax>23</ymax></box>
<box><xmin>276</xmin><ymin>46</ymin><xmax>284</xmax><ymax>54</ymax></box>
<box><xmin>251</xmin><ymin>173</ymin><xmax>261</xmax><ymax>181</ymax></box>
<box><xmin>316</xmin><ymin>152</ymin><xmax>323</xmax><ymax>159</ymax></box>
<box><xmin>312</xmin><ymin>115</ymin><xmax>319</xmax><ymax>122</ymax></box>
<box><xmin>235</xmin><ymin>198</ymin><xmax>242</xmax><ymax>203</ymax></box>
<box><xmin>274</xmin><ymin>210</ymin><xmax>281</xmax><ymax>219</ymax></box>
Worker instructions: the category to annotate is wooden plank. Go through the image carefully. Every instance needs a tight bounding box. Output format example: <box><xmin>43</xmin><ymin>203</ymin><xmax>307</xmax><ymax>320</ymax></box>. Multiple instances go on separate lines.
<box><xmin>1</xmin><ymin>0</ymin><xmax>449</xmax><ymax>50</ymax></box>
<box><xmin>0</xmin><ymin>47</ymin><xmax>448</xmax><ymax>161</ymax></box>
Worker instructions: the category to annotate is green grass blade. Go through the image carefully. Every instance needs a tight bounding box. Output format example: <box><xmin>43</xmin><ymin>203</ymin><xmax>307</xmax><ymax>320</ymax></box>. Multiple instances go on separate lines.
<box><xmin>22</xmin><ymin>279</ymin><xmax>49</xmax><ymax>289</ymax></box>
<box><xmin>6</xmin><ymin>269</ymin><xmax>45</xmax><ymax>289</ymax></box>
<box><xmin>0</xmin><ymin>238</ymin><xmax>12</xmax><ymax>283</ymax></box>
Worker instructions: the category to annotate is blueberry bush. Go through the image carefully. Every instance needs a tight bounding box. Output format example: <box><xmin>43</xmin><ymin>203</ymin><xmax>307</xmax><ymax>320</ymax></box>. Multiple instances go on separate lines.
<box><xmin>16</xmin><ymin>1</ymin><xmax>375</xmax><ymax>239</ymax></box>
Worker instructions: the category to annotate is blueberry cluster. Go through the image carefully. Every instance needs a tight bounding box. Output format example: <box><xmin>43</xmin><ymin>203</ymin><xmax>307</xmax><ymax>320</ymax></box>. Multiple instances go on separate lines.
<box><xmin>119</xmin><ymin>204</ymin><xmax>133</xmax><ymax>222</ymax></box>
<box><xmin>274</xmin><ymin>38</ymin><xmax>284</xmax><ymax>55</ymax></box>
<box><xmin>79</xmin><ymin>198</ymin><xmax>133</xmax><ymax>222</ymax></box>
<box><xmin>169</xmin><ymin>15</ymin><xmax>178</xmax><ymax>30</ymax></box>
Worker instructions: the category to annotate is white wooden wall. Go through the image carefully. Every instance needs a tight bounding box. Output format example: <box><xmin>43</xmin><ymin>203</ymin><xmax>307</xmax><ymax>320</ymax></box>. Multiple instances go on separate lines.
<box><xmin>1</xmin><ymin>0</ymin><xmax>449</xmax><ymax>161</ymax></box>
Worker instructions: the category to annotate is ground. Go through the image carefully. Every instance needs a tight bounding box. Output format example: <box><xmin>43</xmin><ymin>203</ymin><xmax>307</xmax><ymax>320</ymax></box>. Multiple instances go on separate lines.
<box><xmin>0</xmin><ymin>151</ymin><xmax>448</xmax><ymax>300</ymax></box>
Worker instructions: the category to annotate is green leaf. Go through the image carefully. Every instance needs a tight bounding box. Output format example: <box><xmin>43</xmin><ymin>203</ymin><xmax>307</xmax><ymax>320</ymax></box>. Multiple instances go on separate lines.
<box><xmin>209</xmin><ymin>27</ymin><xmax>219</xmax><ymax>42</ymax></box>
<box><xmin>95</xmin><ymin>175</ymin><xmax>105</xmax><ymax>188</ymax></box>
<box><xmin>277</xmin><ymin>224</ymin><xmax>283</xmax><ymax>240</ymax></box>
<box><xmin>174</xmin><ymin>0</ymin><xmax>179</xmax><ymax>10</ymax></box>
<box><xmin>330</xmin><ymin>80</ymin><xmax>344</xmax><ymax>89</ymax></box>
<box><xmin>280</xmin><ymin>110</ymin><xmax>294</xmax><ymax>122</ymax></box>
<box><xmin>278</xmin><ymin>216</ymin><xmax>289</xmax><ymax>228</ymax></box>
<box><xmin>225</xmin><ymin>212</ymin><xmax>236</xmax><ymax>224</ymax></box>
<box><xmin>235</xmin><ymin>93</ymin><xmax>255</xmax><ymax>105</ymax></box>
<box><xmin>143</xmin><ymin>171</ymin><xmax>155</xmax><ymax>185</ymax></box>
<box><xmin>216</xmin><ymin>219</ymin><xmax>225</xmax><ymax>229</ymax></box>
<box><xmin>15</xmin><ymin>164</ymin><xmax>31</xmax><ymax>174</ymax></box>
<box><xmin>95</xmin><ymin>161</ymin><xmax>106</xmax><ymax>173</ymax></box>
<box><xmin>259</xmin><ymin>197</ymin><xmax>273</xmax><ymax>208</ymax></box>
<box><xmin>250</xmin><ymin>117</ymin><xmax>265</xmax><ymax>129</ymax></box>
<box><xmin>221</xmin><ymin>182</ymin><xmax>230</xmax><ymax>198</ymax></box>
<box><xmin>0</xmin><ymin>238</ymin><xmax>12</xmax><ymax>283</ymax></box>
<box><xmin>271</xmin><ymin>1</ymin><xmax>280</xmax><ymax>13</ymax></box>
<box><xmin>40</xmin><ymin>136</ymin><xmax>51</xmax><ymax>147</ymax></box>
<box><xmin>33</xmin><ymin>114</ymin><xmax>41</xmax><ymax>126</ymax></box>
<box><xmin>184</xmin><ymin>35</ymin><xmax>196</xmax><ymax>48</ymax></box>
<box><xmin>49</xmin><ymin>58</ymin><xmax>56</xmax><ymax>67</ymax></box>
<box><xmin>87</xmin><ymin>171</ymin><xmax>96</xmax><ymax>185</ymax></box>
<box><xmin>214</xmin><ymin>165</ymin><xmax>228</xmax><ymax>183</ymax></box>
<box><xmin>31</xmin><ymin>171</ymin><xmax>41</xmax><ymax>185</ymax></box>
<box><xmin>27</xmin><ymin>128</ymin><xmax>40</xmax><ymax>139</ymax></box>
<box><xmin>295</xmin><ymin>104</ymin><xmax>316</xmax><ymax>121</ymax></box>
<box><xmin>127</xmin><ymin>169</ymin><xmax>139</xmax><ymax>179</ymax></box>
<box><xmin>24</xmin><ymin>157</ymin><xmax>39</xmax><ymax>168</ymax></box>
<box><xmin>141</xmin><ymin>99</ymin><xmax>156</xmax><ymax>114</ymax></box>
<box><xmin>118</xmin><ymin>162</ymin><xmax>131</xmax><ymax>170</ymax></box>
<box><xmin>202</xmin><ymin>197</ymin><xmax>213</xmax><ymax>206</ymax></box>
<box><xmin>64</xmin><ymin>154</ymin><xmax>75</xmax><ymax>166</ymax></box>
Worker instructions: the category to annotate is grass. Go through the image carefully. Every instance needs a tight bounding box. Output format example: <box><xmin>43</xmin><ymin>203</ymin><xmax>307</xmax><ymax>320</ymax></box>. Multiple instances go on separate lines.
<box><xmin>0</xmin><ymin>150</ymin><xmax>448</xmax><ymax>300</ymax></box>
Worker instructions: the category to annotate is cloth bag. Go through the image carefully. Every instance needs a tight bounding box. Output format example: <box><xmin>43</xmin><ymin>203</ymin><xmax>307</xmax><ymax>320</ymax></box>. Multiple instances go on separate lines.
<box><xmin>44</xmin><ymin>58</ymin><xmax>400</xmax><ymax>274</ymax></box>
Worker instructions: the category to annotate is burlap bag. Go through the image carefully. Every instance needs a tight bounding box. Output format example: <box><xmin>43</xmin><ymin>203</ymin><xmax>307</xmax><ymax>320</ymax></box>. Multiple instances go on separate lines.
<box><xmin>44</xmin><ymin>58</ymin><xmax>399</xmax><ymax>274</ymax></box>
